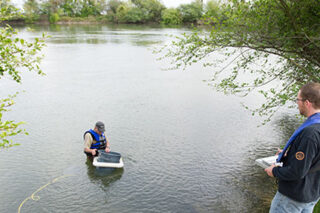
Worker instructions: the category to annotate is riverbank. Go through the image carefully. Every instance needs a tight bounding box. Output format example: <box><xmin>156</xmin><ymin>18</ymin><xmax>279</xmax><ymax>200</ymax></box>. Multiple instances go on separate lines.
<box><xmin>3</xmin><ymin>15</ymin><xmax>204</xmax><ymax>27</ymax></box>
<box><xmin>3</xmin><ymin>16</ymin><xmax>107</xmax><ymax>25</ymax></box>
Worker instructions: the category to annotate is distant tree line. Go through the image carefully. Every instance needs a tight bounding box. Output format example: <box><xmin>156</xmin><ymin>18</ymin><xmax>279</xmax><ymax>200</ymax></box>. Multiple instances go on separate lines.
<box><xmin>5</xmin><ymin>0</ymin><xmax>222</xmax><ymax>24</ymax></box>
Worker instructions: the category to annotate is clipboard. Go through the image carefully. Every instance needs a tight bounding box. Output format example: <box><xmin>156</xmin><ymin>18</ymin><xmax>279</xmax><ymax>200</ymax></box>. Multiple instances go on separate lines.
<box><xmin>255</xmin><ymin>155</ymin><xmax>282</xmax><ymax>169</ymax></box>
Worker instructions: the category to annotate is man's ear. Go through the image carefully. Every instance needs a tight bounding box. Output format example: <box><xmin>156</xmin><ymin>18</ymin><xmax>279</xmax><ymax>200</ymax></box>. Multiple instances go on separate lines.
<box><xmin>305</xmin><ymin>100</ymin><xmax>312</xmax><ymax>107</ymax></box>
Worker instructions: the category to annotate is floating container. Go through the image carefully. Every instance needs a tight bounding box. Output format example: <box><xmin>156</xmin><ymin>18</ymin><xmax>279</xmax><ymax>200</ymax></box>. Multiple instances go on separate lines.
<box><xmin>93</xmin><ymin>150</ymin><xmax>124</xmax><ymax>168</ymax></box>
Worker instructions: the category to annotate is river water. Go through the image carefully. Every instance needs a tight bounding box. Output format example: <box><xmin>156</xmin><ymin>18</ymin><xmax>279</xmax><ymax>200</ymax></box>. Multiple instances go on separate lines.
<box><xmin>0</xmin><ymin>24</ymin><xmax>299</xmax><ymax>212</ymax></box>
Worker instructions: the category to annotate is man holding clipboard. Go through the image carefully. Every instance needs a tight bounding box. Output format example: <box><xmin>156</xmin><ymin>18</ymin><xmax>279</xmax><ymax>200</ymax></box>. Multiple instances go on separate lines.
<box><xmin>265</xmin><ymin>83</ymin><xmax>320</xmax><ymax>213</ymax></box>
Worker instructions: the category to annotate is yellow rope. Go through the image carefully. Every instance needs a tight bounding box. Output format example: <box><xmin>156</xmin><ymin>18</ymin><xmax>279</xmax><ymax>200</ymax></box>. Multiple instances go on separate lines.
<box><xmin>18</xmin><ymin>175</ymin><xmax>73</xmax><ymax>213</ymax></box>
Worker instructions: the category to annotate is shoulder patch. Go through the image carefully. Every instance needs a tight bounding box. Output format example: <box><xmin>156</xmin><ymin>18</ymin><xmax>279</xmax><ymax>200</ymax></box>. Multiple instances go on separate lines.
<box><xmin>295</xmin><ymin>151</ymin><xmax>305</xmax><ymax>160</ymax></box>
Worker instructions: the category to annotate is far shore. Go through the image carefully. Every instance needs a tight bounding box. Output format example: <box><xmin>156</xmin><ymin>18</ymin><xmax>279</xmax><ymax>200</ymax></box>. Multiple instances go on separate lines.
<box><xmin>3</xmin><ymin>16</ymin><xmax>204</xmax><ymax>26</ymax></box>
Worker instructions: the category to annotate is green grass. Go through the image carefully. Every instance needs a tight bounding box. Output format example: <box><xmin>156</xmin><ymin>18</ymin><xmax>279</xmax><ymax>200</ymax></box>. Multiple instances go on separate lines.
<box><xmin>314</xmin><ymin>200</ymin><xmax>320</xmax><ymax>213</ymax></box>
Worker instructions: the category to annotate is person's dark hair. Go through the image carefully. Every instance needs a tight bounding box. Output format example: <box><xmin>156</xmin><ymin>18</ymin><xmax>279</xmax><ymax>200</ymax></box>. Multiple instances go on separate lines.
<box><xmin>300</xmin><ymin>82</ymin><xmax>320</xmax><ymax>109</ymax></box>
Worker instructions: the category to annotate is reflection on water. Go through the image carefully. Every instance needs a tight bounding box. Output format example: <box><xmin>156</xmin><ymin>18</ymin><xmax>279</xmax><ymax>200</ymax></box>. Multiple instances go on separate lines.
<box><xmin>24</xmin><ymin>24</ymin><xmax>183</xmax><ymax>46</ymax></box>
<box><xmin>273</xmin><ymin>113</ymin><xmax>304</xmax><ymax>146</ymax></box>
<box><xmin>236</xmin><ymin>113</ymin><xmax>303</xmax><ymax>212</ymax></box>
<box><xmin>86</xmin><ymin>158</ymin><xmax>124</xmax><ymax>181</ymax></box>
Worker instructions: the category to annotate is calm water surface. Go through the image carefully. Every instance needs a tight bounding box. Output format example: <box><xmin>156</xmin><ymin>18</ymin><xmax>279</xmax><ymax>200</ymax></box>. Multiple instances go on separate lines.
<box><xmin>0</xmin><ymin>24</ymin><xmax>299</xmax><ymax>212</ymax></box>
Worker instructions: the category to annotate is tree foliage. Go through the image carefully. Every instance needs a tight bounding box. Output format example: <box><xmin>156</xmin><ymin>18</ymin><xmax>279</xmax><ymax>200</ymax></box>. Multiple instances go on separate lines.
<box><xmin>105</xmin><ymin>0</ymin><xmax>122</xmax><ymax>22</ymax></box>
<box><xmin>0</xmin><ymin>26</ymin><xmax>45</xmax><ymax>82</ymax></box>
<box><xmin>123</xmin><ymin>6</ymin><xmax>145</xmax><ymax>23</ymax></box>
<box><xmin>79</xmin><ymin>0</ymin><xmax>106</xmax><ymax>17</ymax></box>
<box><xmin>115</xmin><ymin>2</ymin><xmax>130</xmax><ymax>23</ymax></box>
<box><xmin>131</xmin><ymin>0</ymin><xmax>165</xmax><ymax>22</ymax></box>
<box><xmin>113</xmin><ymin>0</ymin><xmax>165</xmax><ymax>24</ymax></box>
<box><xmin>23</xmin><ymin>0</ymin><xmax>107</xmax><ymax>21</ymax></box>
<box><xmin>0</xmin><ymin>0</ymin><xmax>20</xmax><ymax>20</ymax></box>
<box><xmin>18</xmin><ymin>0</ymin><xmax>221</xmax><ymax>25</ymax></box>
<box><xmin>204</xmin><ymin>0</ymin><xmax>221</xmax><ymax>18</ymax></box>
<box><xmin>162</xmin><ymin>0</ymin><xmax>320</xmax><ymax>122</ymax></box>
<box><xmin>23</xmin><ymin>0</ymin><xmax>41</xmax><ymax>22</ymax></box>
<box><xmin>0</xmin><ymin>93</ymin><xmax>27</xmax><ymax>148</ymax></box>
<box><xmin>161</xmin><ymin>8</ymin><xmax>182</xmax><ymax>25</ymax></box>
<box><xmin>178</xmin><ymin>0</ymin><xmax>203</xmax><ymax>23</ymax></box>
<box><xmin>0</xmin><ymin>2</ymin><xmax>46</xmax><ymax>148</ymax></box>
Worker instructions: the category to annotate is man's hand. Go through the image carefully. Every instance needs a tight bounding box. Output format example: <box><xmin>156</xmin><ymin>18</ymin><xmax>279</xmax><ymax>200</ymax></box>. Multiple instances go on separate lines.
<box><xmin>276</xmin><ymin>148</ymin><xmax>283</xmax><ymax>155</ymax></box>
<box><xmin>105</xmin><ymin>146</ymin><xmax>110</xmax><ymax>153</ymax></box>
<box><xmin>91</xmin><ymin>149</ymin><xmax>97</xmax><ymax>156</ymax></box>
<box><xmin>265</xmin><ymin>164</ymin><xmax>276</xmax><ymax>177</ymax></box>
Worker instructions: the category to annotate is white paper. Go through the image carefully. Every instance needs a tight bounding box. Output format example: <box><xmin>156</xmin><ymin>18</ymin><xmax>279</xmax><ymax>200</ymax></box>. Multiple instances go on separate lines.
<box><xmin>255</xmin><ymin>155</ymin><xmax>282</xmax><ymax>169</ymax></box>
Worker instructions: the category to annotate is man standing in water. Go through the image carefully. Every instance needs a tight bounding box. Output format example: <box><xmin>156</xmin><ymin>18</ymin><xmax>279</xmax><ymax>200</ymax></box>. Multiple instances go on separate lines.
<box><xmin>84</xmin><ymin>121</ymin><xmax>110</xmax><ymax>157</ymax></box>
<box><xmin>265</xmin><ymin>82</ymin><xmax>320</xmax><ymax>213</ymax></box>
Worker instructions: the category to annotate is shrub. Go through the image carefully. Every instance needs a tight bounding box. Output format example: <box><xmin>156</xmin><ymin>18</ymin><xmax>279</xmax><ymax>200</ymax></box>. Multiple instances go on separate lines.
<box><xmin>178</xmin><ymin>0</ymin><xmax>203</xmax><ymax>23</ymax></box>
<box><xmin>49</xmin><ymin>12</ymin><xmax>60</xmax><ymax>23</ymax></box>
<box><xmin>132</xmin><ymin>0</ymin><xmax>165</xmax><ymax>22</ymax></box>
<box><xmin>161</xmin><ymin>8</ymin><xmax>182</xmax><ymax>25</ymax></box>
<box><xmin>116</xmin><ymin>3</ymin><xmax>129</xmax><ymax>23</ymax></box>
<box><xmin>125</xmin><ymin>7</ymin><xmax>145</xmax><ymax>23</ymax></box>
<box><xmin>205</xmin><ymin>0</ymin><xmax>220</xmax><ymax>17</ymax></box>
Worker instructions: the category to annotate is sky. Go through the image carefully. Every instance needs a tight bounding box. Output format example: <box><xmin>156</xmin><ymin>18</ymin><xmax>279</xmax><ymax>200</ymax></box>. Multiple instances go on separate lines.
<box><xmin>11</xmin><ymin>0</ymin><xmax>206</xmax><ymax>9</ymax></box>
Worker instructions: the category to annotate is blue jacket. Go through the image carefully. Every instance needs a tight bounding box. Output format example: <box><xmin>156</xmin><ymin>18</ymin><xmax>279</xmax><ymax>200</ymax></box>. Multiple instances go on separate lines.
<box><xmin>84</xmin><ymin>129</ymin><xmax>107</xmax><ymax>150</ymax></box>
<box><xmin>273</xmin><ymin>124</ymin><xmax>320</xmax><ymax>202</ymax></box>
